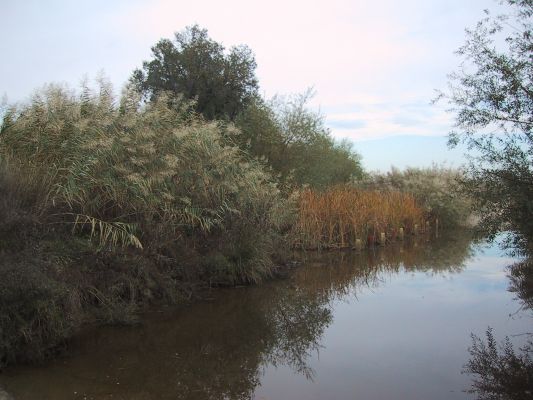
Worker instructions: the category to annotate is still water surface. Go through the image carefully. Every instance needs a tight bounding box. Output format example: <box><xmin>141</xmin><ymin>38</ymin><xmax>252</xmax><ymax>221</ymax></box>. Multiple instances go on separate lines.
<box><xmin>1</xmin><ymin>233</ymin><xmax>530</xmax><ymax>399</ymax></box>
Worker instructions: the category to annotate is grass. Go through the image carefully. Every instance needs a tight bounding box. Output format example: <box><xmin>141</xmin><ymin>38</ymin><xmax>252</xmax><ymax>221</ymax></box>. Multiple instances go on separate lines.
<box><xmin>291</xmin><ymin>187</ymin><xmax>426</xmax><ymax>249</ymax></box>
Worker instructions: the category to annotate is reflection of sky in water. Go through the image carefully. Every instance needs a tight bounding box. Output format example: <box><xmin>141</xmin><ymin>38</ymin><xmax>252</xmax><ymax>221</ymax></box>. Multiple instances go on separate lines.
<box><xmin>255</xmin><ymin>246</ymin><xmax>530</xmax><ymax>400</ymax></box>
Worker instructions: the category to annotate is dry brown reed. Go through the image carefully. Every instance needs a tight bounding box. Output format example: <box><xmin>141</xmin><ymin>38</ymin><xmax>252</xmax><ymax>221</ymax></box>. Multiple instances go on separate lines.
<box><xmin>292</xmin><ymin>187</ymin><xmax>426</xmax><ymax>249</ymax></box>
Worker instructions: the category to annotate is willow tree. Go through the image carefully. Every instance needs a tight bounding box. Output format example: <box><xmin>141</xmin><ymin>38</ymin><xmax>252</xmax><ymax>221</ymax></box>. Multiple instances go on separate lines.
<box><xmin>439</xmin><ymin>0</ymin><xmax>533</xmax><ymax>254</ymax></box>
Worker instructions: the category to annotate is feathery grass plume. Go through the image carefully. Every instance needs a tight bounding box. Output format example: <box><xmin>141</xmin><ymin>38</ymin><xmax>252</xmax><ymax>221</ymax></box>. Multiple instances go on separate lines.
<box><xmin>291</xmin><ymin>187</ymin><xmax>425</xmax><ymax>249</ymax></box>
<box><xmin>0</xmin><ymin>80</ymin><xmax>289</xmax><ymax>284</ymax></box>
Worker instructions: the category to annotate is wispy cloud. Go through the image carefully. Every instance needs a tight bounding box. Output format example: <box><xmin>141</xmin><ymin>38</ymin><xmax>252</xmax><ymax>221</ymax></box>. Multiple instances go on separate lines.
<box><xmin>324</xmin><ymin>98</ymin><xmax>453</xmax><ymax>141</ymax></box>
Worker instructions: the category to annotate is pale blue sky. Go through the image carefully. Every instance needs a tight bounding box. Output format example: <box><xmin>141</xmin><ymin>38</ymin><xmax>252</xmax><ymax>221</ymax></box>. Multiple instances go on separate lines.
<box><xmin>1</xmin><ymin>0</ymin><xmax>502</xmax><ymax>171</ymax></box>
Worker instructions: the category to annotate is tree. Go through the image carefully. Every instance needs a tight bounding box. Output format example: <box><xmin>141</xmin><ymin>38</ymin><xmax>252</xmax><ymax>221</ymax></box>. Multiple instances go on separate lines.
<box><xmin>438</xmin><ymin>0</ymin><xmax>533</xmax><ymax>254</ymax></box>
<box><xmin>235</xmin><ymin>90</ymin><xmax>364</xmax><ymax>189</ymax></box>
<box><xmin>131</xmin><ymin>27</ymin><xmax>363</xmax><ymax>189</ymax></box>
<box><xmin>131</xmin><ymin>25</ymin><xmax>258</xmax><ymax>121</ymax></box>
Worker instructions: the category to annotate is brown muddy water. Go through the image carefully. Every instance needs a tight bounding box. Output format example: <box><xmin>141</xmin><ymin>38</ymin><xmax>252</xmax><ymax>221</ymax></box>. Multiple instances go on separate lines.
<box><xmin>0</xmin><ymin>233</ymin><xmax>531</xmax><ymax>400</ymax></box>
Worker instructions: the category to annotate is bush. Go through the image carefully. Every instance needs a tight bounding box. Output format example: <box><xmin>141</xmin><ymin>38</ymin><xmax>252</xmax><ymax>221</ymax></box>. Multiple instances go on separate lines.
<box><xmin>363</xmin><ymin>165</ymin><xmax>472</xmax><ymax>228</ymax></box>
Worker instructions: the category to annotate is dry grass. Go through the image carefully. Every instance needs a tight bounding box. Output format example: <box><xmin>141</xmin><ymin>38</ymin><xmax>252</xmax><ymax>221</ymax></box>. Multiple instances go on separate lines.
<box><xmin>291</xmin><ymin>187</ymin><xmax>426</xmax><ymax>249</ymax></box>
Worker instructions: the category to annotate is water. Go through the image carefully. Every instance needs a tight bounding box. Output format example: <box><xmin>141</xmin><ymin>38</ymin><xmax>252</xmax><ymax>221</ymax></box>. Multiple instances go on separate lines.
<box><xmin>1</xmin><ymin>232</ymin><xmax>531</xmax><ymax>399</ymax></box>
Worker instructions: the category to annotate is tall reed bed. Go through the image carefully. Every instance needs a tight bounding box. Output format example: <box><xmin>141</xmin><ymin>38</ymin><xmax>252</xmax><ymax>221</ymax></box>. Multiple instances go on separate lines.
<box><xmin>0</xmin><ymin>81</ymin><xmax>292</xmax><ymax>284</ymax></box>
<box><xmin>292</xmin><ymin>187</ymin><xmax>426</xmax><ymax>249</ymax></box>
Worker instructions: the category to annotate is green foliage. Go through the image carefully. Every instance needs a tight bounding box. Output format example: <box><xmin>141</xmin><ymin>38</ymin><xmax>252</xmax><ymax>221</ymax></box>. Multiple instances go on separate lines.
<box><xmin>438</xmin><ymin>0</ymin><xmax>533</xmax><ymax>253</ymax></box>
<box><xmin>464</xmin><ymin>328</ymin><xmax>533</xmax><ymax>400</ymax></box>
<box><xmin>362</xmin><ymin>165</ymin><xmax>472</xmax><ymax>228</ymax></box>
<box><xmin>131</xmin><ymin>25</ymin><xmax>258</xmax><ymax>121</ymax></box>
<box><xmin>235</xmin><ymin>90</ymin><xmax>364</xmax><ymax>189</ymax></box>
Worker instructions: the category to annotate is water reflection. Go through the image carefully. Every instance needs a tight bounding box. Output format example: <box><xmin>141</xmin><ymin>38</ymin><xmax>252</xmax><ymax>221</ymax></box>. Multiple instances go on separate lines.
<box><xmin>508</xmin><ymin>259</ymin><xmax>533</xmax><ymax>315</ymax></box>
<box><xmin>462</xmin><ymin>257</ymin><xmax>533</xmax><ymax>400</ymax></box>
<box><xmin>2</xmin><ymin>282</ymin><xmax>332</xmax><ymax>400</ymax></box>
<box><xmin>291</xmin><ymin>230</ymin><xmax>476</xmax><ymax>301</ymax></box>
<box><xmin>0</xmin><ymin>231</ymin><xmax>478</xmax><ymax>400</ymax></box>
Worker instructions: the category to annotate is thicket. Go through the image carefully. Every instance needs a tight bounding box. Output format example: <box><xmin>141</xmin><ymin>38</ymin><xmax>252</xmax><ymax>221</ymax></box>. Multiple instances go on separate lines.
<box><xmin>362</xmin><ymin>165</ymin><xmax>472</xmax><ymax>229</ymax></box>
<box><xmin>1</xmin><ymin>81</ymin><xmax>292</xmax><ymax>281</ymax></box>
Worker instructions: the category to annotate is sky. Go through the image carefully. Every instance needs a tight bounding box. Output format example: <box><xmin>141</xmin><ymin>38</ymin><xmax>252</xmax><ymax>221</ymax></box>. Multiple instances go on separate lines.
<box><xmin>0</xmin><ymin>0</ymin><xmax>501</xmax><ymax>171</ymax></box>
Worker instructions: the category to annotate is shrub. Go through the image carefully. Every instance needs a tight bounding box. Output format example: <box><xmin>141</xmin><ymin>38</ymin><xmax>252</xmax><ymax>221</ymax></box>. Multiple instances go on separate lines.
<box><xmin>363</xmin><ymin>165</ymin><xmax>472</xmax><ymax>228</ymax></box>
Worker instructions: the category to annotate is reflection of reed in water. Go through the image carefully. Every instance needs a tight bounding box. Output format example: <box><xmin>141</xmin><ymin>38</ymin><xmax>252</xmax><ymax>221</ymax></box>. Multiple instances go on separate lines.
<box><xmin>290</xmin><ymin>229</ymin><xmax>477</xmax><ymax>301</ymax></box>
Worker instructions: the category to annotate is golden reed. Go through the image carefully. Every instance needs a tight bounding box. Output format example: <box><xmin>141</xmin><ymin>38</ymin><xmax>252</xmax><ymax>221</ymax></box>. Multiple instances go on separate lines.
<box><xmin>292</xmin><ymin>187</ymin><xmax>426</xmax><ymax>249</ymax></box>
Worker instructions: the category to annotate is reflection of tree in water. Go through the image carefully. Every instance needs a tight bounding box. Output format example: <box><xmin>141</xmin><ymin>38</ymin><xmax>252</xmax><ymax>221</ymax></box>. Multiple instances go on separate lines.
<box><xmin>509</xmin><ymin>259</ymin><xmax>533</xmax><ymax>316</ymax></box>
<box><xmin>0</xmin><ymin>231</ymin><xmax>477</xmax><ymax>400</ymax></box>
<box><xmin>464</xmin><ymin>328</ymin><xmax>532</xmax><ymax>400</ymax></box>
<box><xmin>464</xmin><ymin>259</ymin><xmax>533</xmax><ymax>400</ymax></box>
<box><xmin>264</xmin><ymin>289</ymin><xmax>331</xmax><ymax>380</ymax></box>
<box><xmin>95</xmin><ymin>283</ymin><xmax>332</xmax><ymax>400</ymax></box>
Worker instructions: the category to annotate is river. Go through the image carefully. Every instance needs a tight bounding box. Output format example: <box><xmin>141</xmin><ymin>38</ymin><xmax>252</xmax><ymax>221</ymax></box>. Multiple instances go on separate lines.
<box><xmin>0</xmin><ymin>232</ymin><xmax>530</xmax><ymax>399</ymax></box>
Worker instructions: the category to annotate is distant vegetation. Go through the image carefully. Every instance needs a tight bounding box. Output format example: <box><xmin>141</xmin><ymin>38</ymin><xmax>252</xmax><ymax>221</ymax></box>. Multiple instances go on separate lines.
<box><xmin>362</xmin><ymin>165</ymin><xmax>472</xmax><ymax>229</ymax></box>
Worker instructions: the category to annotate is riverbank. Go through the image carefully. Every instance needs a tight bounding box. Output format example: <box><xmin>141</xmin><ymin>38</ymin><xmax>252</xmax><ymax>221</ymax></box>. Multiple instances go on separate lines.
<box><xmin>0</xmin><ymin>160</ymin><xmax>447</xmax><ymax>368</ymax></box>
<box><xmin>0</xmin><ymin>207</ymin><xmax>451</xmax><ymax>371</ymax></box>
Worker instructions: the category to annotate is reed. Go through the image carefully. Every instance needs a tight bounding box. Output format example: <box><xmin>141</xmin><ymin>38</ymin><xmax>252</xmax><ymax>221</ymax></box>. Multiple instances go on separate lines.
<box><xmin>291</xmin><ymin>187</ymin><xmax>426</xmax><ymax>249</ymax></box>
<box><xmin>0</xmin><ymin>81</ymin><xmax>290</xmax><ymax>285</ymax></box>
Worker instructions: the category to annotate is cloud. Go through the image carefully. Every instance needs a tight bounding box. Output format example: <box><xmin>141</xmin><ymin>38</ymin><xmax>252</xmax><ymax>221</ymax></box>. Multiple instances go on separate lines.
<box><xmin>325</xmin><ymin>99</ymin><xmax>453</xmax><ymax>142</ymax></box>
<box><xmin>327</xmin><ymin>119</ymin><xmax>366</xmax><ymax>130</ymax></box>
